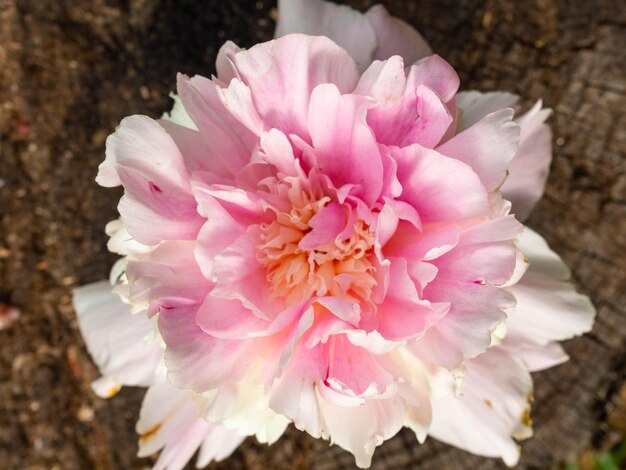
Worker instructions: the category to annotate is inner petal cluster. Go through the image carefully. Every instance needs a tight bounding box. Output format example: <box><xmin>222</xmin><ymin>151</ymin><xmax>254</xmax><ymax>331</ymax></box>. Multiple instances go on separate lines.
<box><xmin>257</xmin><ymin>181</ymin><xmax>376</xmax><ymax>307</ymax></box>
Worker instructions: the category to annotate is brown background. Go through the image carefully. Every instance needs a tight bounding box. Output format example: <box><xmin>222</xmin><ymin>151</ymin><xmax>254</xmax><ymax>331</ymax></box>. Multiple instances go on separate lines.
<box><xmin>0</xmin><ymin>0</ymin><xmax>624</xmax><ymax>469</ymax></box>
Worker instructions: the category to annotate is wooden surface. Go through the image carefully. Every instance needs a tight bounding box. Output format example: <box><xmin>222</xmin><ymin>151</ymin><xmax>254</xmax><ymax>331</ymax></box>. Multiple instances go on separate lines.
<box><xmin>0</xmin><ymin>1</ymin><xmax>624</xmax><ymax>469</ymax></box>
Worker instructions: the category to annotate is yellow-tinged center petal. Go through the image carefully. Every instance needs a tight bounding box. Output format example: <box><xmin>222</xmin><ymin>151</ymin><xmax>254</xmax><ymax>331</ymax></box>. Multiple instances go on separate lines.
<box><xmin>257</xmin><ymin>183</ymin><xmax>377</xmax><ymax>307</ymax></box>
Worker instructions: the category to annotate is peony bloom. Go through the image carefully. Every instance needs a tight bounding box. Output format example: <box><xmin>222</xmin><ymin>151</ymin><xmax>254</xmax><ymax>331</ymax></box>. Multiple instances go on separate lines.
<box><xmin>73</xmin><ymin>0</ymin><xmax>595</xmax><ymax>468</ymax></box>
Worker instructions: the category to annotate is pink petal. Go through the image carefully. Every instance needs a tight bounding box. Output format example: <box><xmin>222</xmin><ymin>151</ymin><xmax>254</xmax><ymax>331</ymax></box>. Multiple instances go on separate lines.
<box><xmin>211</xmin><ymin>226</ymin><xmax>281</xmax><ymax>320</ymax></box>
<box><xmin>231</xmin><ymin>34</ymin><xmax>360</xmax><ymax>138</ymax></box>
<box><xmin>326</xmin><ymin>335</ymin><xmax>395</xmax><ymax>396</ymax></box>
<box><xmin>215</xmin><ymin>40</ymin><xmax>242</xmax><ymax>83</ymax></box>
<box><xmin>275</xmin><ymin>0</ymin><xmax>377</xmax><ymax>70</ymax></box>
<box><xmin>256</xmin><ymin>128</ymin><xmax>299</xmax><ymax>176</ymax></box>
<box><xmin>374</xmin><ymin>258</ymin><xmax>448</xmax><ymax>341</ymax></box>
<box><xmin>100</xmin><ymin>115</ymin><xmax>203</xmax><ymax>245</ymax></box>
<box><xmin>384</xmin><ymin>221</ymin><xmax>462</xmax><ymax>261</ymax></box>
<box><xmin>176</xmin><ymin>74</ymin><xmax>258</xmax><ymax>175</ymax></box>
<box><xmin>196</xmin><ymin>295</ymin><xmax>269</xmax><ymax>340</ymax></box>
<box><xmin>299</xmin><ymin>202</ymin><xmax>346</xmax><ymax>250</ymax></box>
<box><xmin>356</xmin><ymin>57</ymin><xmax>453</xmax><ymax>148</ymax></box>
<box><xmin>305</xmin><ymin>83</ymin><xmax>383</xmax><ymax>205</ymax></box>
<box><xmin>412</xmin><ymin>282</ymin><xmax>514</xmax><ymax>368</ymax></box>
<box><xmin>192</xmin><ymin>181</ymin><xmax>253</xmax><ymax>280</ymax></box>
<box><xmin>437</xmin><ymin>108</ymin><xmax>520</xmax><ymax>191</ymax></box>
<box><xmin>160</xmin><ymin>304</ymin><xmax>254</xmax><ymax>392</ymax></box>
<box><xmin>126</xmin><ymin>241</ymin><xmax>209</xmax><ymax>317</ymax></box>
<box><xmin>407</xmin><ymin>54</ymin><xmax>460</xmax><ymax>103</ymax></box>
<box><xmin>390</xmin><ymin>144</ymin><xmax>491</xmax><ymax>222</ymax></box>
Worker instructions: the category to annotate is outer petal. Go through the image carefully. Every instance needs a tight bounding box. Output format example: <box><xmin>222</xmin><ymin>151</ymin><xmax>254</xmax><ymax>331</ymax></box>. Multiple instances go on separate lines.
<box><xmin>504</xmin><ymin>228</ymin><xmax>595</xmax><ymax>369</ymax></box>
<box><xmin>365</xmin><ymin>4</ymin><xmax>432</xmax><ymax>65</ymax></box>
<box><xmin>73</xmin><ymin>281</ymin><xmax>162</xmax><ymax>397</ymax></box>
<box><xmin>318</xmin><ymin>393</ymin><xmax>405</xmax><ymax>468</ymax></box>
<box><xmin>215</xmin><ymin>40</ymin><xmax>242</xmax><ymax>84</ymax></box>
<box><xmin>99</xmin><ymin>115</ymin><xmax>203</xmax><ymax>245</ymax></box>
<box><xmin>455</xmin><ymin>92</ymin><xmax>552</xmax><ymax>220</ymax></box>
<box><xmin>407</xmin><ymin>54</ymin><xmax>460</xmax><ymax>103</ymax></box>
<box><xmin>198</xmin><ymin>376</ymin><xmax>290</xmax><ymax>445</ymax></box>
<box><xmin>501</xmin><ymin>101</ymin><xmax>553</xmax><ymax>220</ymax></box>
<box><xmin>105</xmin><ymin>219</ymin><xmax>152</xmax><ymax>257</ymax></box>
<box><xmin>275</xmin><ymin>0</ymin><xmax>377</xmax><ymax>70</ymax></box>
<box><xmin>455</xmin><ymin>91</ymin><xmax>519</xmax><ymax>130</ymax></box>
<box><xmin>429</xmin><ymin>347</ymin><xmax>533</xmax><ymax>467</ymax></box>
<box><xmin>137</xmin><ymin>379</ymin><xmax>245</xmax><ymax>470</ymax></box>
<box><xmin>230</xmin><ymin>34</ymin><xmax>360</xmax><ymax>138</ymax></box>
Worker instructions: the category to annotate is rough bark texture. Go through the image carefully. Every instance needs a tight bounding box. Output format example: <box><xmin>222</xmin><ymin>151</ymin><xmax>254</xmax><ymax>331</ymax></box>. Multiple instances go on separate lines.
<box><xmin>0</xmin><ymin>1</ymin><xmax>624</xmax><ymax>469</ymax></box>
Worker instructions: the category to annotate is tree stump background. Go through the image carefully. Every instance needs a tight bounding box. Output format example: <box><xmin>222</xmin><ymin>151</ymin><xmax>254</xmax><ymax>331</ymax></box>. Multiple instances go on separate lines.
<box><xmin>0</xmin><ymin>1</ymin><xmax>624</xmax><ymax>469</ymax></box>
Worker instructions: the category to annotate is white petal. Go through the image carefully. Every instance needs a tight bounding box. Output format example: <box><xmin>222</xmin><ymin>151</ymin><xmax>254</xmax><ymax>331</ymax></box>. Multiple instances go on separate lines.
<box><xmin>318</xmin><ymin>393</ymin><xmax>405</xmax><ymax>468</ymax></box>
<box><xmin>72</xmin><ymin>281</ymin><xmax>162</xmax><ymax>397</ymax></box>
<box><xmin>161</xmin><ymin>93</ymin><xmax>198</xmax><ymax>130</ymax></box>
<box><xmin>506</xmin><ymin>228</ymin><xmax>595</xmax><ymax>351</ymax></box>
<box><xmin>137</xmin><ymin>379</ymin><xmax>245</xmax><ymax>470</ymax></box>
<box><xmin>455</xmin><ymin>91</ymin><xmax>519</xmax><ymax>130</ymax></box>
<box><xmin>275</xmin><ymin>0</ymin><xmax>377</xmax><ymax>70</ymax></box>
<box><xmin>429</xmin><ymin>347</ymin><xmax>532</xmax><ymax>466</ymax></box>
<box><xmin>365</xmin><ymin>5</ymin><xmax>432</xmax><ymax>64</ymax></box>
<box><xmin>502</xmin><ymin>101</ymin><xmax>553</xmax><ymax>220</ymax></box>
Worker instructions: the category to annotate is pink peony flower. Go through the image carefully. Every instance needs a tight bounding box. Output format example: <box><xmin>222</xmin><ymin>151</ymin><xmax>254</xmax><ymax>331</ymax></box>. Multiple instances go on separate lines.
<box><xmin>73</xmin><ymin>0</ymin><xmax>595</xmax><ymax>468</ymax></box>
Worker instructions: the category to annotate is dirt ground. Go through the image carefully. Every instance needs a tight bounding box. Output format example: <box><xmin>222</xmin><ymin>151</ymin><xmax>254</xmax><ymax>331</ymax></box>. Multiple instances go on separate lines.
<box><xmin>0</xmin><ymin>0</ymin><xmax>624</xmax><ymax>469</ymax></box>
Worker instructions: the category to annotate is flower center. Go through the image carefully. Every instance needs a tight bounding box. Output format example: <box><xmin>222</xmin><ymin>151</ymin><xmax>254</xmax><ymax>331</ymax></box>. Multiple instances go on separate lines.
<box><xmin>257</xmin><ymin>185</ymin><xmax>377</xmax><ymax>307</ymax></box>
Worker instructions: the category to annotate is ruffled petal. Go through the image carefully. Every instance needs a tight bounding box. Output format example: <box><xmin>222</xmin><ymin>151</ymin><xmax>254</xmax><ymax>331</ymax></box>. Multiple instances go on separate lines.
<box><xmin>356</xmin><ymin>57</ymin><xmax>453</xmax><ymax>148</ymax></box>
<box><xmin>231</xmin><ymin>34</ymin><xmax>360</xmax><ymax>138</ymax></box>
<box><xmin>304</xmin><ymin>83</ymin><xmax>383</xmax><ymax>205</ymax></box>
<box><xmin>412</xmin><ymin>217</ymin><xmax>522</xmax><ymax>368</ymax></box>
<box><xmin>126</xmin><ymin>241</ymin><xmax>210</xmax><ymax>317</ymax></box>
